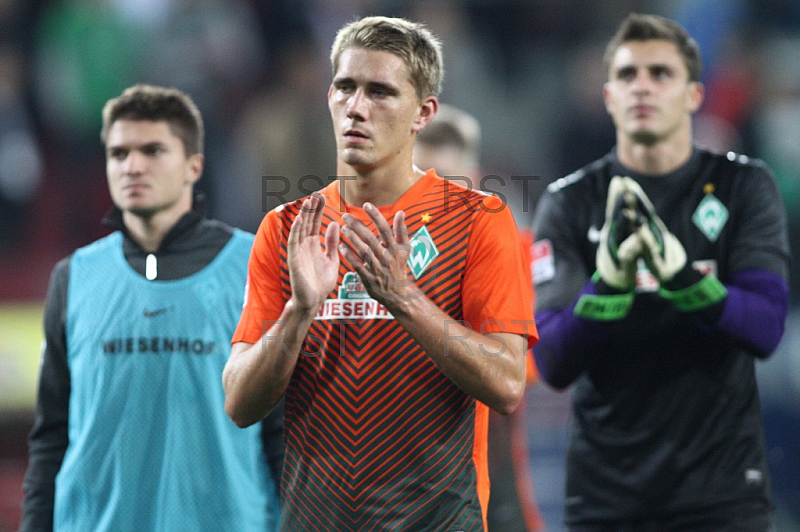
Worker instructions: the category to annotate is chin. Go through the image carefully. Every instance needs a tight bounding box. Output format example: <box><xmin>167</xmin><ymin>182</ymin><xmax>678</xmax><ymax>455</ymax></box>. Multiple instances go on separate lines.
<box><xmin>341</xmin><ymin>153</ymin><xmax>373</xmax><ymax>170</ymax></box>
<box><xmin>125</xmin><ymin>204</ymin><xmax>159</xmax><ymax>218</ymax></box>
<box><xmin>629</xmin><ymin>130</ymin><xmax>660</xmax><ymax>146</ymax></box>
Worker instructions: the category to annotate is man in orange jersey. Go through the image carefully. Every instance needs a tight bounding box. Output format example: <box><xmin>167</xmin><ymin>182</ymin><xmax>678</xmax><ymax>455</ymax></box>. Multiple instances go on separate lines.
<box><xmin>415</xmin><ymin>104</ymin><xmax>544</xmax><ymax>532</ymax></box>
<box><xmin>222</xmin><ymin>16</ymin><xmax>537</xmax><ymax>532</ymax></box>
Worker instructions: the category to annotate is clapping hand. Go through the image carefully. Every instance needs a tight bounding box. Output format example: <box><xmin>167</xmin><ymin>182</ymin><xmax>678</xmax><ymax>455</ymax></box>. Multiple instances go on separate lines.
<box><xmin>287</xmin><ymin>193</ymin><xmax>341</xmax><ymax>314</ymax></box>
<box><xmin>340</xmin><ymin>203</ymin><xmax>418</xmax><ymax>311</ymax></box>
<box><xmin>596</xmin><ymin>176</ymin><xmax>645</xmax><ymax>290</ymax></box>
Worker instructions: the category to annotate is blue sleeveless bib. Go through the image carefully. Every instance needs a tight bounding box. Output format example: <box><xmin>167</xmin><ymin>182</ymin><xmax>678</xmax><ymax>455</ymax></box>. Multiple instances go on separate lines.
<box><xmin>55</xmin><ymin>230</ymin><xmax>279</xmax><ymax>531</ymax></box>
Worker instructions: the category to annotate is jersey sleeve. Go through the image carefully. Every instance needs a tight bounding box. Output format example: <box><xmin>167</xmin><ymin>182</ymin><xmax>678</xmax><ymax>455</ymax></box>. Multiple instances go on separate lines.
<box><xmin>529</xmin><ymin>185</ymin><xmax>617</xmax><ymax>389</ymax></box>
<box><xmin>728</xmin><ymin>163</ymin><xmax>790</xmax><ymax>278</ymax></box>
<box><xmin>531</xmin><ymin>187</ymin><xmax>592</xmax><ymax>311</ymax></box>
<box><xmin>461</xmin><ymin>195</ymin><xmax>538</xmax><ymax>347</ymax></box>
<box><xmin>21</xmin><ymin>258</ymin><xmax>71</xmax><ymax>531</ymax></box>
<box><xmin>518</xmin><ymin>229</ymin><xmax>539</xmax><ymax>384</ymax></box>
<box><xmin>232</xmin><ymin>209</ymin><xmax>287</xmax><ymax>345</ymax></box>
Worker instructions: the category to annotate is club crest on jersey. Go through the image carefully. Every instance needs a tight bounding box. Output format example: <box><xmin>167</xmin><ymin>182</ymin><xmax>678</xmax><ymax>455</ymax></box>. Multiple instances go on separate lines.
<box><xmin>692</xmin><ymin>194</ymin><xmax>728</xmax><ymax>242</ymax></box>
<box><xmin>338</xmin><ymin>272</ymin><xmax>370</xmax><ymax>299</ymax></box>
<box><xmin>407</xmin><ymin>225</ymin><xmax>439</xmax><ymax>279</ymax></box>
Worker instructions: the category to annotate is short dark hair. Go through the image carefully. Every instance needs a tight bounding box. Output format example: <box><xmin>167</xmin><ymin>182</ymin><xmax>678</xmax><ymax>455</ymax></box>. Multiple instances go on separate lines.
<box><xmin>331</xmin><ymin>16</ymin><xmax>443</xmax><ymax>100</ymax></box>
<box><xmin>101</xmin><ymin>84</ymin><xmax>204</xmax><ymax>156</ymax></box>
<box><xmin>604</xmin><ymin>13</ymin><xmax>702</xmax><ymax>82</ymax></box>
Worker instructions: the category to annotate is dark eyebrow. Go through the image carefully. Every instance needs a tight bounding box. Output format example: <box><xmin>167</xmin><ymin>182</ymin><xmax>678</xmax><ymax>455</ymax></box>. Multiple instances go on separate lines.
<box><xmin>107</xmin><ymin>141</ymin><xmax>167</xmax><ymax>153</ymax></box>
<box><xmin>614</xmin><ymin>65</ymin><xmax>637</xmax><ymax>78</ymax></box>
<box><xmin>140</xmin><ymin>142</ymin><xmax>167</xmax><ymax>151</ymax></box>
<box><xmin>366</xmin><ymin>81</ymin><xmax>399</xmax><ymax>95</ymax></box>
<box><xmin>332</xmin><ymin>76</ymin><xmax>356</xmax><ymax>88</ymax></box>
<box><xmin>648</xmin><ymin>64</ymin><xmax>674</xmax><ymax>74</ymax></box>
<box><xmin>613</xmin><ymin>63</ymin><xmax>676</xmax><ymax>80</ymax></box>
<box><xmin>332</xmin><ymin>77</ymin><xmax>400</xmax><ymax>95</ymax></box>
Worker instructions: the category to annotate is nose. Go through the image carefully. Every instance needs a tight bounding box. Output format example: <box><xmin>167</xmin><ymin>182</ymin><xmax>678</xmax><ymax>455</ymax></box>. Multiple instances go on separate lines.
<box><xmin>631</xmin><ymin>71</ymin><xmax>652</xmax><ymax>96</ymax></box>
<box><xmin>121</xmin><ymin>150</ymin><xmax>145</xmax><ymax>175</ymax></box>
<box><xmin>346</xmin><ymin>88</ymin><xmax>367</xmax><ymax>120</ymax></box>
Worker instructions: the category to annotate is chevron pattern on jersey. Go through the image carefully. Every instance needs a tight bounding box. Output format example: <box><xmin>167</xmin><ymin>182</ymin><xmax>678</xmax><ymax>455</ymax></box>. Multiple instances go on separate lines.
<box><xmin>274</xmin><ymin>181</ymin><xmax>490</xmax><ymax>531</ymax></box>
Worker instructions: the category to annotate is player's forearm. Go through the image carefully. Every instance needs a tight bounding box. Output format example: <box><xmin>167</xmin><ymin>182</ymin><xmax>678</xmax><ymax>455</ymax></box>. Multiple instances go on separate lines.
<box><xmin>534</xmin><ymin>281</ymin><xmax>616</xmax><ymax>389</ymax></box>
<box><xmin>22</xmin><ymin>268</ymin><xmax>70</xmax><ymax>531</ymax></box>
<box><xmin>712</xmin><ymin>269</ymin><xmax>789</xmax><ymax>357</ymax></box>
<box><xmin>223</xmin><ymin>299</ymin><xmax>315</xmax><ymax>427</ymax></box>
<box><xmin>388</xmin><ymin>293</ymin><xmax>527</xmax><ymax>415</ymax></box>
<box><xmin>21</xmin><ymin>447</ymin><xmax>65</xmax><ymax>532</ymax></box>
<box><xmin>23</xmin><ymin>381</ymin><xmax>68</xmax><ymax>532</ymax></box>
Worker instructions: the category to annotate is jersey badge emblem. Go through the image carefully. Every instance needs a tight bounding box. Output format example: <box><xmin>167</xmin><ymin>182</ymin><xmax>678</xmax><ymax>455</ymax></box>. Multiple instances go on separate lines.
<box><xmin>532</xmin><ymin>239</ymin><xmax>555</xmax><ymax>284</ymax></box>
<box><xmin>692</xmin><ymin>194</ymin><xmax>728</xmax><ymax>242</ymax></box>
<box><xmin>407</xmin><ymin>225</ymin><xmax>439</xmax><ymax>279</ymax></box>
<box><xmin>319</xmin><ymin>272</ymin><xmax>394</xmax><ymax>320</ymax></box>
<box><xmin>339</xmin><ymin>272</ymin><xmax>370</xmax><ymax>299</ymax></box>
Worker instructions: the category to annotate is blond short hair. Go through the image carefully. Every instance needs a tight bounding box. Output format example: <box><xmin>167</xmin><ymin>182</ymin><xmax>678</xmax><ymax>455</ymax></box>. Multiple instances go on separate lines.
<box><xmin>330</xmin><ymin>16</ymin><xmax>443</xmax><ymax>101</ymax></box>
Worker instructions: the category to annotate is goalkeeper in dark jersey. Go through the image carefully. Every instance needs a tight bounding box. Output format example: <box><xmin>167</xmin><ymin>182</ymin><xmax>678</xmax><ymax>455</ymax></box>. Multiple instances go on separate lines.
<box><xmin>531</xmin><ymin>13</ymin><xmax>789</xmax><ymax>531</ymax></box>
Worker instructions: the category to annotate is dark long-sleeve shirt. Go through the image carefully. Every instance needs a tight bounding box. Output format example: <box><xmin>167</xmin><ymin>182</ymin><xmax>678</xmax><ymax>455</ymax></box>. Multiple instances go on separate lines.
<box><xmin>531</xmin><ymin>148</ymin><xmax>790</xmax><ymax>524</ymax></box>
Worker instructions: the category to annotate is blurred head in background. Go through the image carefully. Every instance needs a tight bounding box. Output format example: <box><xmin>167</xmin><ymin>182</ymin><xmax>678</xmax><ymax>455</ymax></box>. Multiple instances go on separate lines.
<box><xmin>414</xmin><ymin>103</ymin><xmax>481</xmax><ymax>185</ymax></box>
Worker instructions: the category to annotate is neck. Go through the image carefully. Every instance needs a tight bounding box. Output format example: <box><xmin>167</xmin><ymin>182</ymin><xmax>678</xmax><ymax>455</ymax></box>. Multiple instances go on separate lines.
<box><xmin>615</xmin><ymin>131</ymin><xmax>694</xmax><ymax>176</ymax></box>
<box><xmin>122</xmin><ymin>205</ymin><xmax>190</xmax><ymax>253</ymax></box>
<box><xmin>338</xmin><ymin>160</ymin><xmax>424</xmax><ymax>208</ymax></box>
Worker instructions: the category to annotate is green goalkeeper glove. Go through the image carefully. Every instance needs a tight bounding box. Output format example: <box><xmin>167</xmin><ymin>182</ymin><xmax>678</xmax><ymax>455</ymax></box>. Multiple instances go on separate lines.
<box><xmin>596</xmin><ymin>176</ymin><xmax>644</xmax><ymax>291</ymax></box>
<box><xmin>624</xmin><ymin>179</ymin><xmax>727</xmax><ymax>313</ymax></box>
<box><xmin>623</xmin><ymin>179</ymin><xmax>687</xmax><ymax>284</ymax></box>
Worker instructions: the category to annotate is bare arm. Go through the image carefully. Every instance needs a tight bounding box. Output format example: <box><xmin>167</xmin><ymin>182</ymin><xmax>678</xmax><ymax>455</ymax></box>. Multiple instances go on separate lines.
<box><xmin>341</xmin><ymin>204</ymin><xmax>527</xmax><ymax>414</ymax></box>
<box><xmin>223</xmin><ymin>194</ymin><xmax>340</xmax><ymax>427</ymax></box>
<box><xmin>393</xmin><ymin>304</ymin><xmax>527</xmax><ymax>415</ymax></box>
<box><xmin>224</xmin><ymin>302</ymin><xmax>315</xmax><ymax>428</ymax></box>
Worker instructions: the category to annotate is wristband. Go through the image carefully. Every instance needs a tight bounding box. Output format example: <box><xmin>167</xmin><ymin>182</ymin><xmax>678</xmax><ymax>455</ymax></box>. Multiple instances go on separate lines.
<box><xmin>574</xmin><ymin>292</ymin><xmax>634</xmax><ymax>321</ymax></box>
<box><xmin>659</xmin><ymin>275</ymin><xmax>727</xmax><ymax>312</ymax></box>
<box><xmin>663</xmin><ymin>264</ymin><xmax>704</xmax><ymax>291</ymax></box>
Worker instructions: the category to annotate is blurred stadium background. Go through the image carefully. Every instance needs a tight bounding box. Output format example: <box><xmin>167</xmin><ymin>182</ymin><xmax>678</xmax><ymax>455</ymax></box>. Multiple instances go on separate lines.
<box><xmin>1</xmin><ymin>0</ymin><xmax>798</xmax><ymax>530</ymax></box>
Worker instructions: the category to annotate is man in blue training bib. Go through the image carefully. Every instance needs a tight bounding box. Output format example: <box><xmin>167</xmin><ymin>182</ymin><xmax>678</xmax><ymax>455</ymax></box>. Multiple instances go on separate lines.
<box><xmin>21</xmin><ymin>84</ymin><xmax>282</xmax><ymax>531</ymax></box>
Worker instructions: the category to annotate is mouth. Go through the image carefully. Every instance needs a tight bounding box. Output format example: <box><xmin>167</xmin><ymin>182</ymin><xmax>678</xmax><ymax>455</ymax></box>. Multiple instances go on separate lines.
<box><xmin>629</xmin><ymin>104</ymin><xmax>656</xmax><ymax>117</ymax></box>
<box><xmin>123</xmin><ymin>183</ymin><xmax>150</xmax><ymax>194</ymax></box>
<box><xmin>344</xmin><ymin>128</ymin><xmax>369</xmax><ymax>142</ymax></box>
